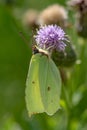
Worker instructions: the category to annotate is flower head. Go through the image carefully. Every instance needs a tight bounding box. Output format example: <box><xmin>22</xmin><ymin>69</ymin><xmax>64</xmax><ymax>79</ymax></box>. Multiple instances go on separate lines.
<box><xmin>23</xmin><ymin>9</ymin><xmax>38</xmax><ymax>28</ymax></box>
<box><xmin>67</xmin><ymin>0</ymin><xmax>87</xmax><ymax>38</ymax></box>
<box><xmin>37</xmin><ymin>4</ymin><xmax>68</xmax><ymax>27</ymax></box>
<box><xmin>34</xmin><ymin>25</ymin><xmax>68</xmax><ymax>52</ymax></box>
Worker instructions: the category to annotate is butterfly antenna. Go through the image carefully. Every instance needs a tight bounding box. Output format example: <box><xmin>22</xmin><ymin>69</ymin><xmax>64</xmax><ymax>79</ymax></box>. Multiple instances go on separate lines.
<box><xmin>19</xmin><ymin>31</ymin><xmax>30</xmax><ymax>47</ymax></box>
<box><xmin>31</xmin><ymin>27</ymin><xmax>37</xmax><ymax>45</ymax></box>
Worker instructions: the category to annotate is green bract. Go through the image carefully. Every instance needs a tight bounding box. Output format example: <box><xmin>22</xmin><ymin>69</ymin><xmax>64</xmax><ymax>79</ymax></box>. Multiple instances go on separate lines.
<box><xmin>25</xmin><ymin>53</ymin><xmax>61</xmax><ymax>116</ymax></box>
<box><xmin>52</xmin><ymin>42</ymin><xmax>76</xmax><ymax>67</ymax></box>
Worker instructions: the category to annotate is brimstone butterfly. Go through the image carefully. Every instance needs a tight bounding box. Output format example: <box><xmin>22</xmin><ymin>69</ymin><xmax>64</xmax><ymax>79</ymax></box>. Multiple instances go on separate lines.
<box><xmin>25</xmin><ymin>46</ymin><xmax>61</xmax><ymax>116</ymax></box>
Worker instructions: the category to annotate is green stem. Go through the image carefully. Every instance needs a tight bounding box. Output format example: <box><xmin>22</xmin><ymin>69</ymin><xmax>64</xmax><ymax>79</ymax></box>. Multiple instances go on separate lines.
<box><xmin>67</xmin><ymin>114</ymin><xmax>71</xmax><ymax>130</ymax></box>
<box><xmin>62</xmin><ymin>85</ymin><xmax>72</xmax><ymax>130</ymax></box>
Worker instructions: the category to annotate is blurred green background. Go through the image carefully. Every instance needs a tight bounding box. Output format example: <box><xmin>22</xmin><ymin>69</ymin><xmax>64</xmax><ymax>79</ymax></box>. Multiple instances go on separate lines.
<box><xmin>0</xmin><ymin>0</ymin><xmax>87</xmax><ymax>130</ymax></box>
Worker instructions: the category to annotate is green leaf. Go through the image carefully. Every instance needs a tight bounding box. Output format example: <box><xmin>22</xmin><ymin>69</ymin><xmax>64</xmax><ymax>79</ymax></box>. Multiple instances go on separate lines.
<box><xmin>0</xmin><ymin>5</ymin><xmax>30</xmax><ymax>120</ymax></box>
<box><xmin>25</xmin><ymin>53</ymin><xmax>61</xmax><ymax>116</ymax></box>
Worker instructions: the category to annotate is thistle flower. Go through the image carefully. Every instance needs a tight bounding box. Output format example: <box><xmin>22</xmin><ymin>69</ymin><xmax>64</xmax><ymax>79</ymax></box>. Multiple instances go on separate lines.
<box><xmin>34</xmin><ymin>25</ymin><xmax>68</xmax><ymax>52</ymax></box>
<box><xmin>37</xmin><ymin>4</ymin><xmax>68</xmax><ymax>28</ymax></box>
<box><xmin>22</xmin><ymin>9</ymin><xmax>39</xmax><ymax>28</ymax></box>
<box><xmin>68</xmin><ymin>0</ymin><xmax>87</xmax><ymax>9</ymax></box>
<box><xmin>68</xmin><ymin>0</ymin><xmax>87</xmax><ymax>38</ymax></box>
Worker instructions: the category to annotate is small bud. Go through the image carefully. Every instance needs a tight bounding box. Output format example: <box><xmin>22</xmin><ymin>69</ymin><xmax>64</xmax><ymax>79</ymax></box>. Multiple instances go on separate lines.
<box><xmin>22</xmin><ymin>9</ymin><xmax>39</xmax><ymax>29</ymax></box>
<box><xmin>52</xmin><ymin>42</ymin><xmax>77</xmax><ymax>67</ymax></box>
<box><xmin>68</xmin><ymin>0</ymin><xmax>87</xmax><ymax>38</ymax></box>
<box><xmin>37</xmin><ymin>4</ymin><xmax>68</xmax><ymax>28</ymax></box>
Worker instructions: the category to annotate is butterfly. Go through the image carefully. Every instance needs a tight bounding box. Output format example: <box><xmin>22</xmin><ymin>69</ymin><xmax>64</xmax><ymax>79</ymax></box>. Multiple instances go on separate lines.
<box><xmin>25</xmin><ymin>45</ymin><xmax>61</xmax><ymax>116</ymax></box>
